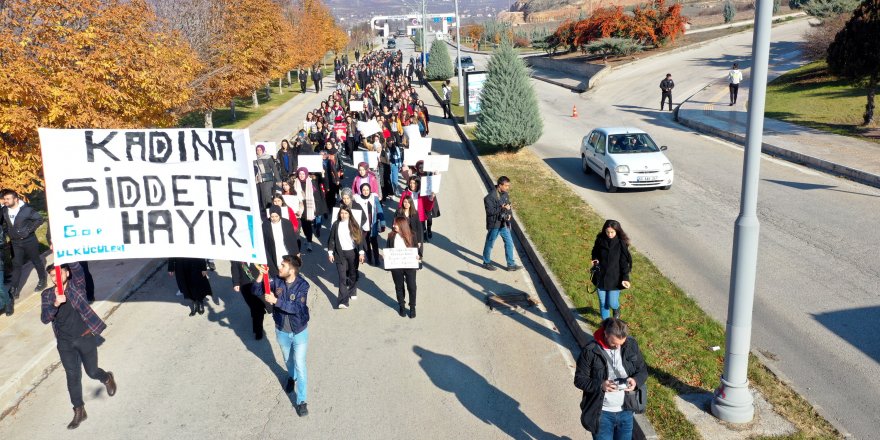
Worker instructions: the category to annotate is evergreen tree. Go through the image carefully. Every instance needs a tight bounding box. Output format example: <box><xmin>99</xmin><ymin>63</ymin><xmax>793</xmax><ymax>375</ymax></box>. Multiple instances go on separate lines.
<box><xmin>475</xmin><ymin>43</ymin><xmax>543</xmax><ymax>151</ymax></box>
<box><xmin>723</xmin><ymin>0</ymin><xmax>737</xmax><ymax>23</ymax></box>
<box><xmin>827</xmin><ymin>0</ymin><xmax>880</xmax><ymax>125</ymax></box>
<box><xmin>426</xmin><ymin>39</ymin><xmax>454</xmax><ymax>80</ymax></box>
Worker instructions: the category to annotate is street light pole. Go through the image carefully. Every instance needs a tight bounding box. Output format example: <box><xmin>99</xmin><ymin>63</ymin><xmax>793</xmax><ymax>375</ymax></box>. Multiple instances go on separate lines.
<box><xmin>421</xmin><ymin>0</ymin><xmax>427</xmax><ymax>68</ymax></box>
<box><xmin>710</xmin><ymin>0</ymin><xmax>774</xmax><ymax>425</ymax></box>
<box><xmin>455</xmin><ymin>0</ymin><xmax>464</xmax><ymax>107</ymax></box>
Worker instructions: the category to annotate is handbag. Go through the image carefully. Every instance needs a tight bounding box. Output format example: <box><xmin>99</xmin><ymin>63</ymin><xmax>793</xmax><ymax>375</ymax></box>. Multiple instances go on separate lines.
<box><xmin>598</xmin><ymin>348</ymin><xmax>647</xmax><ymax>414</ymax></box>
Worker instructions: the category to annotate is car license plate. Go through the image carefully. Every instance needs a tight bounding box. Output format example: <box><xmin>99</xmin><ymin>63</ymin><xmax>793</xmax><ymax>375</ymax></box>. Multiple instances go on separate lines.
<box><xmin>636</xmin><ymin>176</ymin><xmax>659</xmax><ymax>182</ymax></box>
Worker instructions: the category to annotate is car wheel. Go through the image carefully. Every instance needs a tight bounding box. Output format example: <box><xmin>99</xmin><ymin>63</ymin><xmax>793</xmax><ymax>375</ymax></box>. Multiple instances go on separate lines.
<box><xmin>581</xmin><ymin>155</ymin><xmax>590</xmax><ymax>174</ymax></box>
<box><xmin>604</xmin><ymin>171</ymin><xmax>618</xmax><ymax>193</ymax></box>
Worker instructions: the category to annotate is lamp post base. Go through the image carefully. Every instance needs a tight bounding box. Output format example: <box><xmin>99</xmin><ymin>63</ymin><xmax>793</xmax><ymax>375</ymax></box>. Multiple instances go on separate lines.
<box><xmin>711</xmin><ymin>377</ymin><xmax>755</xmax><ymax>424</ymax></box>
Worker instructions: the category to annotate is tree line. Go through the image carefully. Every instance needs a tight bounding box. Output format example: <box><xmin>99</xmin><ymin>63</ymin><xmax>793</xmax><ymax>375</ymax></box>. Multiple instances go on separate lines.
<box><xmin>0</xmin><ymin>0</ymin><xmax>349</xmax><ymax>195</ymax></box>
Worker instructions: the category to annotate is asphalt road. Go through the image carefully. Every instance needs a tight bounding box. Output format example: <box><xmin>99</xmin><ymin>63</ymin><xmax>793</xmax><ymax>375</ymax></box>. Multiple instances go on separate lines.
<box><xmin>462</xmin><ymin>20</ymin><xmax>880</xmax><ymax>438</ymax></box>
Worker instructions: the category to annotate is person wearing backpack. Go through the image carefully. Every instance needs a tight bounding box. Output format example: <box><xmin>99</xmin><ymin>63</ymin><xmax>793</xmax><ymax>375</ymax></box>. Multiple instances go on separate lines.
<box><xmin>574</xmin><ymin>318</ymin><xmax>648</xmax><ymax>440</ymax></box>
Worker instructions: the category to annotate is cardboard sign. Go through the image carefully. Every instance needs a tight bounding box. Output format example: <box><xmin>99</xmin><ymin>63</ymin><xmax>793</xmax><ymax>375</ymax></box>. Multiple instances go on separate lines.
<box><xmin>409</xmin><ymin>136</ymin><xmax>432</xmax><ymax>151</ymax></box>
<box><xmin>353</xmin><ymin>151</ymin><xmax>379</xmax><ymax>169</ymax></box>
<box><xmin>349</xmin><ymin>100</ymin><xmax>365</xmax><ymax>112</ymax></box>
<box><xmin>253</xmin><ymin>141</ymin><xmax>277</xmax><ymax>157</ymax></box>
<box><xmin>303</xmin><ymin>121</ymin><xmax>316</xmax><ymax>132</ymax></box>
<box><xmin>403</xmin><ymin>124</ymin><xmax>421</xmax><ymax>141</ymax></box>
<box><xmin>421</xmin><ymin>175</ymin><xmax>441</xmax><ymax>195</ymax></box>
<box><xmin>424</xmin><ymin>154</ymin><xmax>449</xmax><ymax>173</ymax></box>
<box><xmin>404</xmin><ymin>145</ymin><xmax>431</xmax><ymax>166</ymax></box>
<box><xmin>383</xmin><ymin>247</ymin><xmax>420</xmax><ymax>269</ymax></box>
<box><xmin>357</xmin><ymin>120</ymin><xmax>381</xmax><ymax>137</ymax></box>
<box><xmin>298</xmin><ymin>154</ymin><xmax>324</xmax><ymax>173</ymax></box>
<box><xmin>38</xmin><ymin>128</ymin><xmax>266</xmax><ymax>264</ymax></box>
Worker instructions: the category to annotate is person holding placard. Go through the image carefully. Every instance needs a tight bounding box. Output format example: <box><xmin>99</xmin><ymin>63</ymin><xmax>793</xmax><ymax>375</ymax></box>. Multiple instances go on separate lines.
<box><xmin>326</xmin><ymin>207</ymin><xmax>366</xmax><ymax>309</ymax></box>
<box><xmin>168</xmin><ymin>258</ymin><xmax>213</xmax><ymax>316</ymax></box>
<box><xmin>399</xmin><ymin>176</ymin><xmax>435</xmax><ymax>242</ymax></box>
<box><xmin>395</xmin><ymin>195</ymin><xmax>424</xmax><ymax>256</ymax></box>
<box><xmin>295</xmin><ymin>168</ymin><xmax>323</xmax><ymax>252</ymax></box>
<box><xmin>255</xmin><ymin>255</ymin><xmax>311</xmax><ymax>417</ymax></box>
<box><xmin>40</xmin><ymin>262</ymin><xmax>117</xmax><ymax>430</ymax></box>
<box><xmin>412</xmin><ymin>161</ymin><xmax>441</xmax><ymax>240</ymax></box>
<box><xmin>386</xmin><ymin>217</ymin><xmax>420</xmax><ymax>318</ymax></box>
<box><xmin>355</xmin><ymin>183</ymin><xmax>386</xmax><ymax>266</ymax></box>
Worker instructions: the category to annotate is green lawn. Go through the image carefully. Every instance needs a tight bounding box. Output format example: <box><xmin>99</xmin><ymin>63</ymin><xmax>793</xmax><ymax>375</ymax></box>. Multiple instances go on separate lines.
<box><xmin>429</xmin><ymin>80</ymin><xmax>465</xmax><ymax>120</ymax></box>
<box><xmin>179</xmin><ymin>85</ymin><xmax>302</xmax><ymax>129</ymax></box>
<box><xmin>461</xmin><ymin>127</ymin><xmax>840</xmax><ymax>440</ymax></box>
<box><xmin>765</xmin><ymin>61</ymin><xmax>878</xmax><ymax>142</ymax></box>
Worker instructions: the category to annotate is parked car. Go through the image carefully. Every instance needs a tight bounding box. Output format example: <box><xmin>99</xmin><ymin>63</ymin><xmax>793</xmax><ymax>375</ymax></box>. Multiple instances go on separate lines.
<box><xmin>454</xmin><ymin>56</ymin><xmax>476</xmax><ymax>75</ymax></box>
<box><xmin>579</xmin><ymin>127</ymin><xmax>674</xmax><ymax>192</ymax></box>
<box><xmin>387</xmin><ymin>39</ymin><xmax>396</xmax><ymax>49</ymax></box>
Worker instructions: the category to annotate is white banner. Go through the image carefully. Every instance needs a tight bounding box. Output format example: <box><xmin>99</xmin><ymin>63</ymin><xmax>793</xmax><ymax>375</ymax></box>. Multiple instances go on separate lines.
<box><xmin>409</xmin><ymin>136</ymin><xmax>432</xmax><ymax>151</ymax></box>
<box><xmin>404</xmin><ymin>145</ymin><xmax>431</xmax><ymax>166</ymax></box>
<box><xmin>38</xmin><ymin>128</ymin><xmax>267</xmax><ymax>265</ymax></box>
<box><xmin>252</xmin><ymin>141</ymin><xmax>277</xmax><ymax>157</ymax></box>
<box><xmin>349</xmin><ymin>100</ymin><xmax>365</xmax><ymax>112</ymax></box>
<box><xmin>424</xmin><ymin>154</ymin><xmax>449</xmax><ymax>173</ymax></box>
<box><xmin>298</xmin><ymin>154</ymin><xmax>324</xmax><ymax>173</ymax></box>
<box><xmin>383</xmin><ymin>247</ymin><xmax>420</xmax><ymax>269</ymax></box>
<box><xmin>357</xmin><ymin>120</ymin><xmax>381</xmax><ymax>137</ymax></box>
<box><xmin>403</xmin><ymin>124</ymin><xmax>421</xmax><ymax>142</ymax></box>
<box><xmin>353</xmin><ymin>151</ymin><xmax>379</xmax><ymax>169</ymax></box>
<box><xmin>421</xmin><ymin>175</ymin><xmax>441</xmax><ymax>195</ymax></box>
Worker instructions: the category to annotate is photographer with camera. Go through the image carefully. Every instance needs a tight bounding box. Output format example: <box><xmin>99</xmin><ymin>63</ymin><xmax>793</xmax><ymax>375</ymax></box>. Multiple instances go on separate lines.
<box><xmin>481</xmin><ymin>176</ymin><xmax>521</xmax><ymax>272</ymax></box>
<box><xmin>590</xmin><ymin>220</ymin><xmax>632</xmax><ymax>320</ymax></box>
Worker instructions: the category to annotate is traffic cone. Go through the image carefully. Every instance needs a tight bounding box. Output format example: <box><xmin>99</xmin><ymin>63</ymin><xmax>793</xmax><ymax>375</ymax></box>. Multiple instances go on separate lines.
<box><xmin>572</xmin><ymin>105</ymin><xmax>578</xmax><ymax>118</ymax></box>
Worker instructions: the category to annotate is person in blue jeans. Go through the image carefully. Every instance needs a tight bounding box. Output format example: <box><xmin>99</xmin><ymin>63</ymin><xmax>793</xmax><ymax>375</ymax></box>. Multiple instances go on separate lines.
<box><xmin>590</xmin><ymin>220</ymin><xmax>633</xmax><ymax>319</ymax></box>
<box><xmin>257</xmin><ymin>255</ymin><xmax>310</xmax><ymax>417</ymax></box>
<box><xmin>574</xmin><ymin>318</ymin><xmax>648</xmax><ymax>440</ymax></box>
<box><xmin>481</xmin><ymin>176</ymin><xmax>522</xmax><ymax>272</ymax></box>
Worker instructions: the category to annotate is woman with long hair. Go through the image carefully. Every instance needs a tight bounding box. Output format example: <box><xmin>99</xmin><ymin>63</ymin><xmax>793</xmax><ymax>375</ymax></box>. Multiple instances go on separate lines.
<box><xmin>399</xmin><ymin>176</ymin><xmax>435</xmax><ymax>242</ymax></box>
<box><xmin>590</xmin><ymin>220</ymin><xmax>633</xmax><ymax>320</ymax></box>
<box><xmin>386</xmin><ymin>216</ymin><xmax>420</xmax><ymax>318</ymax></box>
<box><xmin>395</xmin><ymin>194</ymin><xmax>423</xmax><ymax>255</ymax></box>
<box><xmin>294</xmin><ymin>167</ymin><xmax>322</xmax><ymax>251</ymax></box>
<box><xmin>326</xmin><ymin>207</ymin><xmax>365</xmax><ymax>309</ymax></box>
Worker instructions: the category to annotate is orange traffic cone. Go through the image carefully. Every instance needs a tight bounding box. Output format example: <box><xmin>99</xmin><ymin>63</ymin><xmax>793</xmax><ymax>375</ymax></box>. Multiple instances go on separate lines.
<box><xmin>572</xmin><ymin>105</ymin><xmax>578</xmax><ymax>118</ymax></box>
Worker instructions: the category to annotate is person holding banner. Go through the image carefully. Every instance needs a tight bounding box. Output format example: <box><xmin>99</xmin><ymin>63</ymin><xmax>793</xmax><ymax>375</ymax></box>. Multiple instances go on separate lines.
<box><xmin>256</xmin><ymin>255</ymin><xmax>310</xmax><ymax>417</ymax></box>
<box><xmin>40</xmin><ymin>262</ymin><xmax>117</xmax><ymax>430</ymax></box>
<box><xmin>355</xmin><ymin>183</ymin><xmax>386</xmax><ymax>266</ymax></box>
<box><xmin>386</xmin><ymin>216</ymin><xmax>420</xmax><ymax>318</ymax></box>
<box><xmin>326</xmin><ymin>207</ymin><xmax>366</xmax><ymax>309</ymax></box>
<box><xmin>399</xmin><ymin>176</ymin><xmax>435</xmax><ymax>242</ymax></box>
<box><xmin>168</xmin><ymin>258</ymin><xmax>213</xmax><ymax>316</ymax></box>
<box><xmin>231</xmin><ymin>262</ymin><xmax>268</xmax><ymax>340</ymax></box>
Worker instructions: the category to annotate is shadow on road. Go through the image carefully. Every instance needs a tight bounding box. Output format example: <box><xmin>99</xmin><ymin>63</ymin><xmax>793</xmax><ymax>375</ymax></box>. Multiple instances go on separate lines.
<box><xmin>764</xmin><ymin>179</ymin><xmax>880</xmax><ymax>198</ymax></box>
<box><xmin>413</xmin><ymin>345</ymin><xmax>572</xmax><ymax>440</ymax></box>
<box><xmin>813</xmin><ymin>306</ymin><xmax>880</xmax><ymax>364</ymax></box>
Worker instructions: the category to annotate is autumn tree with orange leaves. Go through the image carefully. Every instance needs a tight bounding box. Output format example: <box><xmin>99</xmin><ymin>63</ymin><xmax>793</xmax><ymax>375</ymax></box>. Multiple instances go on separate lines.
<box><xmin>0</xmin><ymin>0</ymin><xmax>199</xmax><ymax>195</ymax></box>
<box><xmin>561</xmin><ymin>0</ymin><xmax>688</xmax><ymax>51</ymax></box>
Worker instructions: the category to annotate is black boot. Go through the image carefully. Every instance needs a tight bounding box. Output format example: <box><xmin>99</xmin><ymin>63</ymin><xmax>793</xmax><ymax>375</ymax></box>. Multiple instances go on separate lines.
<box><xmin>67</xmin><ymin>406</ymin><xmax>87</xmax><ymax>430</ymax></box>
<box><xmin>408</xmin><ymin>306</ymin><xmax>416</xmax><ymax>319</ymax></box>
<box><xmin>197</xmin><ymin>300</ymin><xmax>205</xmax><ymax>315</ymax></box>
<box><xmin>398</xmin><ymin>304</ymin><xmax>406</xmax><ymax>317</ymax></box>
<box><xmin>188</xmin><ymin>302</ymin><xmax>197</xmax><ymax>316</ymax></box>
<box><xmin>35</xmin><ymin>279</ymin><xmax>47</xmax><ymax>292</ymax></box>
<box><xmin>4</xmin><ymin>295</ymin><xmax>12</xmax><ymax>316</ymax></box>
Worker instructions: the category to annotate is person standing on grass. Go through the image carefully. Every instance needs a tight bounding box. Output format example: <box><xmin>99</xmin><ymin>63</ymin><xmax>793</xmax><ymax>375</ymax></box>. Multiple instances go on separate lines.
<box><xmin>441</xmin><ymin>79</ymin><xmax>452</xmax><ymax>119</ymax></box>
<box><xmin>728</xmin><ymin>63</ymin><xmax>743</xmax><ymax>106</ymax></box>
<box><xmin>386</xmin><ymin>216</ymin><xmax>420</xmax><ymax>318</ymax></box>
<box><xmin>326</xmin><ymin>207</ymin><xmax>365</xmax><ymax>309</ymax></box>
<box><xmin>481</xmin><ymin>176</ymin><xmax>521</xmax><ymax>272</ymax></box>
<box><xmin>299</xmin><ymin>68</ymin><xmax>308</xmax><ymax>94</ymax></box>
<box><xmin>256</xmin><ymin>255</ymin><xmax>310</xmax><ymax>417</ymax></box>
<box><xmin>41</xmin><ymin>262</ymin><xmax>117</xmax><ymax>430</ymax></box>
<box><xmin>659</xmin><ymin>73</ymin><xmax>674</xmax><ymax>112</ymax></box>
<box><xmin>574</xmin><ymin>317</ymin><xmax>648</xmax><ymax>440</ymax></box>
<box><xmin>590</xmin><ymin>220</ymin><xmax>632</xmax><ymax>320</ymax></box>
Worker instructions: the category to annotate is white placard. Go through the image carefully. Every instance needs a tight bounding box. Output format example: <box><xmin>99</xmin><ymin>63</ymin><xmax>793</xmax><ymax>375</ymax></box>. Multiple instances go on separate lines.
<box><xmin>357</xmin><ymin>120</ymin><xmax>381</xmax><ymax>137</ymax></box>
<box><xmin>403</xmin><ymin>124</ymin><xmax>421</xmax><ymax>141</ymax></box>
<box><xmin>298</xmin><ymin>154</ymin><xmax>324</xmax><ymax>173</ymax></box>
<box><xmin>421</xmin><ymin>175</ymin><xmax>441</xmax><ymax>195</ymax></box>
<box><xmin>404</xmin><ymin>145</ymin><xmax>431</xmax><ymax>166</ymax></box>
<box><xmin>331</xmin><ymin>207</ymin><xmax>364</xmax><ymax>227</ymax></box>
<box><xmin>383</xmin><ymin>247</ymin><xmax>420</xmax><ymax>269</ymax></box>
<box><xmin>424</xmin><ymin>154</ymin><xmax>449</xmax><ymax>173</ymax></box>
<box><xmin>252</xmin><ymin>141</ymin><xmax>277</xmax><ymax>156</ymax></box>
<box><xmin>353</xmin><ymin>151</ymin><xmax>379</xmax><ymax>169</ymax></box>
<box><xmin>38</xmin><ymin>128</ymin><xmax>267</xmax><ymax>265</ymax></box>
<box><xmin>349</xmin><ymin>100</ymin><xmax>365</xmax><ymax>112</ymax></box>
<box><xmin>409</xmin><ymin>136</ymin><xmax>432</xmax><ymax>151</ymax></box>
<box><xmin>281</xmin><ymin>195</ymin><xmax>303</xmax><ymax>215</ymax></box>
<box><xmin>303</xmin><ymin>121</ymin><xmax>316</xmax><ymax>132</ymax></box>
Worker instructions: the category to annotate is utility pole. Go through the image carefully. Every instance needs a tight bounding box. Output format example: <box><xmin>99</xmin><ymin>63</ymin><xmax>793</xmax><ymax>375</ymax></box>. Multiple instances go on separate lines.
<box><xmin>455</xmin><ymin>0</ymin><xmax>464</xmax><ymax>107</ymax></box>
<box><xmin>421</xmin><ymin>0</ymin><xmax>427</xmax><ymax>68</ymax></box>
<box><xmin>711</xmin><ymin>0</ymin><xmax>774</xmax><ymax>425</ymax></box>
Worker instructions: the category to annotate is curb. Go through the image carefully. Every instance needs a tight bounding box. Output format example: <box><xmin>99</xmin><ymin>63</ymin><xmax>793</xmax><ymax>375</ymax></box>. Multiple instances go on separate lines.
<box><xmin>529</xmin><ymin>74</ymin><xmax>586</xmax><ymax>92</ymax></box>
<box><xmin>0</xmin><ymin>258</ymin><xmax>164</xmax><ymax>421</ymax></box>
<box><xmin>423</xmin><ymin>80</ymin><xmax>659</xmax><ymax>440</ymax></box>
<box><xmin>677</xmin><ymin>111</ymin><xmax>880</xmax><ymax>189</ymax></box>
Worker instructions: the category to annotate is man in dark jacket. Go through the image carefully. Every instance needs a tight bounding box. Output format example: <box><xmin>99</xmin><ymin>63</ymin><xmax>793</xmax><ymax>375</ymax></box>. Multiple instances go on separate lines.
<box><xmin>0</xmin><ymin>225</ymin><xmax>10</xmax><ymax>315</ymax></box>
<box><xmin>354</xmin><ymin>49</ymin><xmax>361</xmax><ymax>63</ymax></box>
<box><xmin>311</xmin><ymin>65</ymin><xmax>322</xmax><ymax>93</ymax></box>
<box><xmin>1</xmin><ymin>189</ymin><xmax>48</xmax><ymax>299</ymax></box>
<box><xmin>574</xmin><ymin>318</ymin><xmax>648</xmax><ymax>439</ymax></box>
<box><xmin>659</xmin><ymin>73</ymin><xmax>674</xmax><ymax>111</ymax></box>
<box><xmin>481</xmin><ymin>176</ymin><xmax>521</xmax><ymax>272</ymax></box>
<box><xmin>298</xmin><ymin>68</ymin><xmax>308</xmax><ymax>93</ymax></box>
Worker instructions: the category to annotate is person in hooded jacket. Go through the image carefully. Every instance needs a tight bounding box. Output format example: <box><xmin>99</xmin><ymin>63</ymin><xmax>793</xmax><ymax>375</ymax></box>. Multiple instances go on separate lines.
<box><xmin>574</xmin><ymin>318</ymin><xmax>647</xmax><ymax>440</ymax></box>
<box><xmin>590</xmin><ymin>220</ymin><xmax>633</xmax><ymax>320</ymax></box>
<box><xmin>231</xmin><ymin>261</ymin><xmax>268</xmax><ymax>340</ymax></box>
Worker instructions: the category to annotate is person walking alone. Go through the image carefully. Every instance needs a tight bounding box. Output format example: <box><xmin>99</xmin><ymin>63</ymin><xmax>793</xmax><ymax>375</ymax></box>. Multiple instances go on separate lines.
<box><xmin>728</xmin><ymin>63</ymin><xmax>743</xmax><ymax>106</ymax></box>
<box><xmin>386</xmin><ymin>216</ymin><xmax>420</xmax><ymax>318</ymax></box>
<box><xmin>326</xmin><ymin>207</ymin><xmax>365</xmax><ymax>309</ymax></box>
<box><xmin>441</xmin><ymin>80</ymin><xmax>452</xmax><ymax>119</ymax></box>
<box><xmin>590</xmin><ymin>220</ymin><xmax>633</xmax><ymax>320</ymax></box>
<box><xmin>41</xmin><ymin>262</ymin><xmax>117</xmax><ymax>429</ymax></box>
<box><xmin>257</xmin><ymin>255</ymin><xmax>310</xmax><ymax>417</ymax></box>
<box><xmin>481</xmin><ymin>176</ymin><xmax>521</xmax><ymax>272</ymax></box>
<box><xmin>298</xmin><ymin>68</ymin><xmax>308</xmax><ymax>94</ymax></box>
<box><xmin>659</xmin><ymin>73</ymin><xmax>674</xmax><ymax>112</ymax></box>
<box><xmin>1</xmin><ymin>189</ymin><xmax>48</xmax><ymax>299</ymax></box>
<box><xmin>574</xmin><ymin>317</ymin><xmax>648</xmax><ymax>440</ymax></box>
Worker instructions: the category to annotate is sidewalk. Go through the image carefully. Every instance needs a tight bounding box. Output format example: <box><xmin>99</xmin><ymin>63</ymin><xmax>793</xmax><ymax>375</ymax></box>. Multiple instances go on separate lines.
<box><xmin>676</xmin><ymin>70</ymin><xmax>880</xmax><ymax>189</ymax></box>
<box><xmin>0</xmin><ymin>79</ymin><xmax>332</xmax><ymax>419</ymax></box>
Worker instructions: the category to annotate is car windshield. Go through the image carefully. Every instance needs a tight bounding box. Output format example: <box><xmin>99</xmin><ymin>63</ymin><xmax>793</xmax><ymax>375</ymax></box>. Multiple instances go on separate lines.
<box><xmin>608</xmin><ymin>133</ymin><xmax>660</xmax><ymax>154</ymax></box>
<box><xmin>461</xmin><ymin>57</ymin><xmax>473</xmax><ymax>64</ymax></box>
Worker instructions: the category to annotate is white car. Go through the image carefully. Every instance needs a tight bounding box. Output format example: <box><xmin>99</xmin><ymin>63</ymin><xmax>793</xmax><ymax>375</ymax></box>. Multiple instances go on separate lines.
<box><xmin>580</xmin><ymin>127</ymin><xmax>674</xmax><ymax>192</ymax></box>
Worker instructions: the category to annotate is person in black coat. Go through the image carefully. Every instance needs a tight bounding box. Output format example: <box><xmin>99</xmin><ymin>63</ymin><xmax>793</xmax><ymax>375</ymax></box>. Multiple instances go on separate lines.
<box><xmin>480</xmin><ymin>176</ymin><xmax>520</xmax><ymax>272</ymax></box>
<box><xmin>574</xmin><ymin>318</ymin><xmax>647</xmax><ymax>439</ymax></box>
<box><xmin>277</xmin><ymin>139</ymin><xmax>298</xmax><ymax>178</ymax></box>
<box><xmin>325</xmin><ymin>207</ymin><xmax>365</xmax><ymax>309</ymax></box>
<box><xmin>1</xmin><ymin>189</ymin><xmax>48</xmax><ymax>298</ymax></box>
<box><xmin>231</xmin><ymin>261</ymin><xmax>268</xmax><ymax>340</ymax></box>
<box><xmin>386</xmin><ymin>216</ymin><xmax>420</xmax><ymax>318</ymax></box>
<box><xmin>395</xmin><ymin>195</ymin><xmax>423</xmax><ymax>257</ymax></box>
<box><xmin>263</xmin><ymin>206</ymin><xmax>301</xmax><ymax>277</ymax></box>
<box><xmin>311</xmin><ymin>65</ymin><xmax>322</xmax><ymax>93</ymax></box>
<box><xmin>168</xmin><ymin>258</ymin><xmax>212</xmax><ymax>316</ymax></box>
<box><xmin>590</xmin><ymin>219</ymin><xmax>633</xmax><ymax>320</ymax></box>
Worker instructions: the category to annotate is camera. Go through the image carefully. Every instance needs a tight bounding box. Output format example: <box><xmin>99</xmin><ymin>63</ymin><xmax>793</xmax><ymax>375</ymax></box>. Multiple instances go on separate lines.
<box><xmin>615</xmin><ymin>378</ymin><xmax>628</xmax><ymax>390</ymax></box>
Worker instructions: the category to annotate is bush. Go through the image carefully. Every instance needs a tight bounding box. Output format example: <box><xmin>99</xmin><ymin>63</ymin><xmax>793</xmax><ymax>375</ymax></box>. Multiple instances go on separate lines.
<box><xmin>585</xmin><ymin>37</ymin><xmax>643</xmax><ymax>61</ymax></box>
<box><xmin>425</xmin><ymin>39</ymin><xmax>453</xmax><ymax>81</ymax></box>
<box><xmin>475</xmin><ymin>43</ymin><xmax>543</xmax><ymax>151</ymax></box>
<box><xmin>803</xmin><ymin>0</ymin><xmax>860</xmax><ymax>18</ymax></box>
<box><xmin>513</xmin><ymin>35</ymin><xmax>531</xmax><ymax>47</ymax></box>
<box><xmin>802</xmin><ymin>12</ymin><xmax>849</xmax><ymax>59</ymax></box>
<box><xmin>724</xmin><ymin>0</ymin><xmax>737</xmax><ymax>22</ymax></box>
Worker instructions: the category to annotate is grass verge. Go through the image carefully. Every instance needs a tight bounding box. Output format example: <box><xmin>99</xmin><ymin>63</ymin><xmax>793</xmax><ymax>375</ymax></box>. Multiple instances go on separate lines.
<box><xmin>461</xmin><ymin>126</ymin><xmax>840</xmax><ymax>439</ymax></box>
<box><xmin>765</xmin><ymin>60</ymin><xmax>878</xmax><ymax>143</ymax></box>
<box><xmin>180</xmin><ymin>85</ymin><xmax>302</xmax><ymax>129</ymax></box>
<box><xmin>429</xmin><ymin>80</ymin><xmax>465</xmax><ymax>120</ymax></box>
